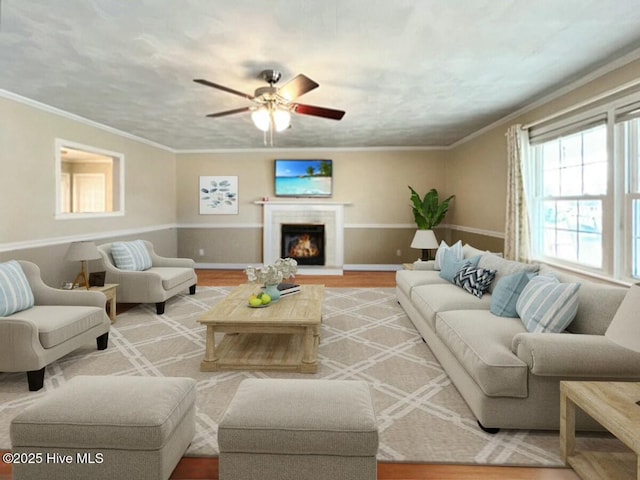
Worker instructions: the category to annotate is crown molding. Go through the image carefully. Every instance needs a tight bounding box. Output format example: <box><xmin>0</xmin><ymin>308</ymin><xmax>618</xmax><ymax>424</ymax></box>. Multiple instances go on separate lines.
<box><xmin>0</xmin><ymin>90</ymin><xmax>176</xmax><ymax>153</ymax></box>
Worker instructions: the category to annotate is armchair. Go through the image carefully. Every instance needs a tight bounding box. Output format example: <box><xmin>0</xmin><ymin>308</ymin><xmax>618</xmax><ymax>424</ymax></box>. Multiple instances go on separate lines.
<box><xmin>97</xmin><ymin>240</ymin><xmax>197</xmax><ymax>314</ymax></box>
<box><xmin>0</xmin><ymin>261</ymin><xmax>110</xmax><ymax>391</ymax></box>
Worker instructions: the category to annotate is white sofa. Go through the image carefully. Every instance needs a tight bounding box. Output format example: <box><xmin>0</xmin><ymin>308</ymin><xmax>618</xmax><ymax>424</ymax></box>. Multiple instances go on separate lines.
<box><xmin>396</xmin><ymin>244</ymin><xmax>640</xmax><ymax>431</ymax></box>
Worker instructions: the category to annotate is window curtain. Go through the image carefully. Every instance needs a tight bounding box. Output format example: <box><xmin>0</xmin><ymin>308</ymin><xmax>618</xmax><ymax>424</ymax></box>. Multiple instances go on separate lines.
<box><xmin>504</xmin><ymin>124</ymin><xmax>531</xmax><ymax>262</ymax></box>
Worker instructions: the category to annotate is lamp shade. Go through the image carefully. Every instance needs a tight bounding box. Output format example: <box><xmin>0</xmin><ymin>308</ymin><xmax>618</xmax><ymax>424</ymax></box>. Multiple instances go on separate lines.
<box><xmin>410</xmin><ymin>230</ymin><xmax>439</xmax><ymax>250</ymax></box>
<box><xmin>605</xmin><ymin>283</ymin><xmax>640</xmax><ymax>353</ymax></box>
<box><xmin>64</xmin><ymin>241</ymin><xmax>101</xmax><ymax>262</ymax></box>
<box><xmin>251</xmin><ymin>108</ymin><xmax>270</xmax><ymax>132</ymax></box>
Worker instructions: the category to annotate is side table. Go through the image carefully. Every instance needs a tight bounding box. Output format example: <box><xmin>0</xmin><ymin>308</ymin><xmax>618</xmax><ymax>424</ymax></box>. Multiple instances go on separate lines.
<box><xmin>73</xmin><ymin>284</ymin><xmax>118</xmax><ymax>323</ymax></box>
<box><xmin>560</xmin><ymin>381</ymin><xmax>640</xmax><ymax>480</ymax></box>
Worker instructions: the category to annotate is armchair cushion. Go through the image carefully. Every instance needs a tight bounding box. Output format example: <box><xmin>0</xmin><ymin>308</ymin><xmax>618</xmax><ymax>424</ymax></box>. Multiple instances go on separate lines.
<box><xmin>10</xmin><ymin>305</ymin><xmax>106</xmax><ymax>348</ymax></box>
<box><xmin>150</xmin><ymin>267</ymin><xmax>198</xmax><ymax>291</ymax></box>
<box><xmin>0</xmin><ymin>261</ymin><xmax>34</xmax><ymax>316</ymax></box>
<box><xmin>111</xmin><ymin>240</ymin><xmax>152</xmax><ymax>271</ymax></box>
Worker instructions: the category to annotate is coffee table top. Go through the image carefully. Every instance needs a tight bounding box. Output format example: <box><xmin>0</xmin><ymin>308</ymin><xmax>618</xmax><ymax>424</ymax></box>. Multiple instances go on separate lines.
<box><xmin>199</xmin><ymin>284</ymin><xmax>325</xmax><ymax>327</ymax></box>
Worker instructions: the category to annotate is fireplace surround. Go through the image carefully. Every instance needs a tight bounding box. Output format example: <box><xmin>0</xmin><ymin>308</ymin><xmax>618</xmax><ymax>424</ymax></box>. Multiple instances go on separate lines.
<box><xmin>258</xmin><ymin>201</ymin><xmax>348</xmax><ymax>275</ymax></box>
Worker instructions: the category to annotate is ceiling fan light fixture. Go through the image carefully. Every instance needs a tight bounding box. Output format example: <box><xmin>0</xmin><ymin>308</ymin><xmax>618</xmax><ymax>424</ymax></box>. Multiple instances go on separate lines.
<box><xmin>273</xmin><ymin>108</ymin><xmax>291</xmax><ymax>132</ymax></box>
<box><xmin>251</xmin><ymin>107</ymin><xmax>271</xmax><ymax>132</ymax></box>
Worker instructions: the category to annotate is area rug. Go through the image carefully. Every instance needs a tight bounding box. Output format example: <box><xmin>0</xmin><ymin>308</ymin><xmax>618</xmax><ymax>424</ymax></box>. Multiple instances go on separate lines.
<box><xmin>0</xmin><ymin>287</ymin><xmax>622</xmax><ymax>466</ymax></box>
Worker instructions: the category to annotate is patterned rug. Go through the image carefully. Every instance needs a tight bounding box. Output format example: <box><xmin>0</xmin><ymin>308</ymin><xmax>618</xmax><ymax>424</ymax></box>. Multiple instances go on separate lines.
<box><xmin>0</xmin><ymin>287</ymin><xmax>621</xmax><ymax>465</ymax></box>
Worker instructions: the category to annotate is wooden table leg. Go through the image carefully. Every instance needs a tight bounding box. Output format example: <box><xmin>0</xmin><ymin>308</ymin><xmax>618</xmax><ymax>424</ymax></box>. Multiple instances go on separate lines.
<box><xmin>107</xmin><ymin>294</ymin><xmax>117</xmax><ymax>323</ymax></box>
<box><xmin>560</xmin><ymin>387</ymin><xmax>576</xmax><ymax>464</ymax></box>
<box><xmin>302</xmin><ymin>326</ymin><xmax>315</xmax><ymax>365</ymax></box>
<box><xmin>200</xmin><ymin>325</ymin><xmax>219</xmax><ymax>371</ymax></box>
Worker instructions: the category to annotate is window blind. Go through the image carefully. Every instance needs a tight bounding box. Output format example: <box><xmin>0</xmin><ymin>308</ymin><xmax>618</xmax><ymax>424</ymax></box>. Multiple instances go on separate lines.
<box><xmin>528</xmin><ymin>113</ymin><xmax>607</xmax><ymax>145</ymax></box>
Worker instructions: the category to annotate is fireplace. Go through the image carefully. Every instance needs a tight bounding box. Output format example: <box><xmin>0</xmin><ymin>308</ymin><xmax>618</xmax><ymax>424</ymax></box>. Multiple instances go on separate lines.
<box><xmin>281</xmin><ymin>224</ymin><xmax>325</xmax><ymax>266</ymax></box>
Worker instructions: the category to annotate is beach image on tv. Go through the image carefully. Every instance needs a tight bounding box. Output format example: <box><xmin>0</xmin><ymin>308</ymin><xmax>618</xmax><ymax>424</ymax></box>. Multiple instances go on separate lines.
<box><xmin>275</xmin><ymin>160</ymin><xmax>332</xmax><ymax>196</ymax></box>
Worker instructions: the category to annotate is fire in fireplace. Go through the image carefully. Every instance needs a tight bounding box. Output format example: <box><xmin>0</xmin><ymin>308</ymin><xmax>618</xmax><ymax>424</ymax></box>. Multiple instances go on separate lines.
<box><xmin>281</xmin><ymin>224</ymin><xmax>325</xmax><ymax>266</ymax></box>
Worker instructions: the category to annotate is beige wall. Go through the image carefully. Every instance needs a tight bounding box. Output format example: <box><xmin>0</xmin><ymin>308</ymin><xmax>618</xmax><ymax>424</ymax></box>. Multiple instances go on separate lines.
<box><xmin>447</xmin><ymin>57</ymin><xmax>640</xmax><ymax>248</ymax></box>
<box><xmin>175</xmin><ymin>149</ymin><xmax>450</xmax><ymax>264</ymax></box>
<box><xmin>0</xmin><ymin>96</ymin><xmax>178</xmax><ymax>284</ymax></box>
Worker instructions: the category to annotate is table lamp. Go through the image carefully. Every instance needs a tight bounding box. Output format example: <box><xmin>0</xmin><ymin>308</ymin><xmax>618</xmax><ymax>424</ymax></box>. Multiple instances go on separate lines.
<box><xmin>65</xmin><ymin>241</ymin><xmax>101</xmax><ymax>289</ymax></box>
<box><xmin>410</xmin><ymin>230</ymin><xmax>439</xmax><ymax>261</ymax></box>
<box><xmin>604</xmin><ymin>283</ymin><xmax>640</xmax><ymax>406</ymax></box>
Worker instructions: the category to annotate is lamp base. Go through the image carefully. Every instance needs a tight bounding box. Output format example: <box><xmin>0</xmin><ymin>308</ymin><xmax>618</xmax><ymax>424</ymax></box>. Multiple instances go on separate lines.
<box><xmin>421</xmin><ymin>249</ymin><xmax>433</xmax><ymax>261</ymax></box>
<box><xmin>72</xmin><ymin>260</ymin><xmax>90</xmax><ymax>290</ymax></box>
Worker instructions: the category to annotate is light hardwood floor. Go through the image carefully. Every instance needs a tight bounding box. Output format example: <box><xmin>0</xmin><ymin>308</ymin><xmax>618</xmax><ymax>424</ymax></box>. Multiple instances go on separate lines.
<box><xmin>0</xmin><ymin>269</ymin><xmax>578</xmax><ymax>480</ymax></box>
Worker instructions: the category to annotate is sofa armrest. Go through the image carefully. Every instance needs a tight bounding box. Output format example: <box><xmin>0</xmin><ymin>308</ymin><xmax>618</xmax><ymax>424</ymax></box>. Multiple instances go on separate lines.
<box><xmin>146</xmin><ymin>242</ymin><xmax>195</xmax><ymax>268</ymax></box>
<box><xmin>512</xmin><ymin>333</ymin><xmax>640</xmax><ymax>378</ymax></box>
<box><xmin>0</xmin><ymin>318</ymin><xmax>44</xmax><ymax>371</ymax></box>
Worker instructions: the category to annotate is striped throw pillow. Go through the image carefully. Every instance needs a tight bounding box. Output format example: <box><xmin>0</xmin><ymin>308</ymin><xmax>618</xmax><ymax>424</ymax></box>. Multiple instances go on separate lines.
<box><xmin>111</xmin><ymin>240</ymin><xmax>152</xmax><ymax>271</ymax></box>
<box><xmin>0</xmin><ymin>261</ymin><xmax>35</xmax><ymax>316</ymax></box>
<box><xmin>515</xmin><ymin>274</ymin><xmax>580</xmax><ymax>333</ymax></box>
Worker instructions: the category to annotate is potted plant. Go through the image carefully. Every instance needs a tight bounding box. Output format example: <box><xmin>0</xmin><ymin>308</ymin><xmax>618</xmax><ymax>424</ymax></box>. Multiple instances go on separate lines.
<box><xmin>408</xmin><ymin>187</ymin><xmax>455</xmax><ymax>260</ymax></box>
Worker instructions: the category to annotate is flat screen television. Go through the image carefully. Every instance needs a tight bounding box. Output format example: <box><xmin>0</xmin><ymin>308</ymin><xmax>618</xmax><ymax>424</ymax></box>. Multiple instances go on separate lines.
<box><xmin>274</xmin><ymin>159</ymin><xmax>333</xmax><ymax>197</ymax></box>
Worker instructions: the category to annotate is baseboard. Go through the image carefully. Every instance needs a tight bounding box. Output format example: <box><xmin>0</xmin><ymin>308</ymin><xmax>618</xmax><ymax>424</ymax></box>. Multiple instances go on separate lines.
<box><xmin>195</xmin><ymin>263</ymin><xmax>402</xmax><ymax>272</ymax></box>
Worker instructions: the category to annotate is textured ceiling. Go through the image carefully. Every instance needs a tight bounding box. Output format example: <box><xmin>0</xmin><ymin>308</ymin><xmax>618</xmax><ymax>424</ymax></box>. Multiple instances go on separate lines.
<box><xmin>2</xmin><ymin>0</ymin><xmax>640</xmax><ymax>150</ymax></box>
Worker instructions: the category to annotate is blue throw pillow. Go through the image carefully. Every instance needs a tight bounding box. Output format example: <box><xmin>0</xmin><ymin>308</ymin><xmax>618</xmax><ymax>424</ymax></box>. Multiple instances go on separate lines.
<box><xmin>111</xmin><ymin>240</ymin><xmax>152</xmax><ymax>271</ymax></box>
<box><xmin>515</xmin><ymin>274</ymin><xmax>580</xmax><ymax>333</ymax></box>
<box><xmin>453</xmin><ymin>265</ymin><xmax>496</xmax><ymax>298</ymax></box>
<box><xmin>439</xmin><ymin>251</ymin><xmax>480</xmax><ymax>283</ymax></box>
<box><xmin>0</xmin><ymin>261</ymin><xmax>35</xmax><ymax>317</ymax></box>
<box><xmin>490</xmin><ymin>271</ymin><xmax>536</xmax><ymax>317</ymax></box>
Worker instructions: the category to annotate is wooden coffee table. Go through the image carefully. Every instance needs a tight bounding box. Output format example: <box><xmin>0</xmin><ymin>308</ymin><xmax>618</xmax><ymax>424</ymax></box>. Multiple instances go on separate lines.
<box><xmin>198</xmin><ymin>284</ymin><xmax>324</xmax><ymax>373</ymax></box>
<box><xmin>560</xmin><ymin>381</ymin><xmax>640</xmax><ymax>480</ymax></box>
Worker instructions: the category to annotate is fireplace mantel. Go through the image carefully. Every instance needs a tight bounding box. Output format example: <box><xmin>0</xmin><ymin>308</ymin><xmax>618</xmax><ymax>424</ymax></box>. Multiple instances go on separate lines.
<box><xmin>259</xmin><ymin>201</ymin><xmax>349</xmax><ymax>275</ymax></box>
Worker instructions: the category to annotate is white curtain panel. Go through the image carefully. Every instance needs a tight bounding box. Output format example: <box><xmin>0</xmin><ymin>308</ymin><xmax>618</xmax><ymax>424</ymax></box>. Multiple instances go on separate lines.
<box><xmin>504</xmin><ymin>124</ymin><xmax>532</xmax><ymax>262</ymax></box>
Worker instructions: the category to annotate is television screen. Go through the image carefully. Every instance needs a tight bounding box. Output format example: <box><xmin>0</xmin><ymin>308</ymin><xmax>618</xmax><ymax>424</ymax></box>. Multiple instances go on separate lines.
<box><xmin>274</xmin><ymin>159</ymin><xmax>333</xmax><ymax>197</ymax></box>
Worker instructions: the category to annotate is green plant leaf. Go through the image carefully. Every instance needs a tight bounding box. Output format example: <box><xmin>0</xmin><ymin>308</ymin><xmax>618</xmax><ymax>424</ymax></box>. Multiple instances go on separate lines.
<box><xmin>408</xmin><ymin>186</ymin><xmax>454</xmax><ymax>229</ymax></box>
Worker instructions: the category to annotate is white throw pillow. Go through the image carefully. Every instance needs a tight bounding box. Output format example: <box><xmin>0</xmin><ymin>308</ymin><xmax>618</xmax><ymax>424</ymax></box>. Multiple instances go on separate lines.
<box><xmin>433</xmin><ymin>240</ymin><xmax>462</xmax><ymax>271</ymax></box>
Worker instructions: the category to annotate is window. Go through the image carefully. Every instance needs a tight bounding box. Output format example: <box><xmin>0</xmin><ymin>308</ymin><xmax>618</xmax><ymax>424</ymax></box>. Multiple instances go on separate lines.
<box><xmin>617</xmin><ymin>107</ymin><xmax>640</xmax><ymax>278</ymax></box>
<box><xmin>525</xmin><ymin>92</ymin><xmax>640</xmax><ymax>282</ymax></box>
<box><xmin>531</xmin><ymin>124</ymin><xmax>607</xmax><ymax>269</ymax></box>
<box><xmin>55</xmin><ymin>139</ymin><xmax>124</xmax><ymax>219</ymax></box>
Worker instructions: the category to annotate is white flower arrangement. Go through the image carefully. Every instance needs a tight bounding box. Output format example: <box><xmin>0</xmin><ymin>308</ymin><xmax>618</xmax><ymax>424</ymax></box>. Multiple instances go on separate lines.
<box><xmin>245</xmin><ymin>258</ymin><xmax>298</xmax><ymax>285</ymax></box>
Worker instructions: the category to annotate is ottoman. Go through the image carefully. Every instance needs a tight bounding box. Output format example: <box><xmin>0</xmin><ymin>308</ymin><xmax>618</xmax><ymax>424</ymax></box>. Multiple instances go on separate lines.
<box><xmin>218</xmin><ymin>378</ymin><xmax>378</xmax><ymax>480</ymax></box>
<box><xmin>10</xmin><ymin>375</ymin><xmax>196</xmax><ymax>480</ymax></box>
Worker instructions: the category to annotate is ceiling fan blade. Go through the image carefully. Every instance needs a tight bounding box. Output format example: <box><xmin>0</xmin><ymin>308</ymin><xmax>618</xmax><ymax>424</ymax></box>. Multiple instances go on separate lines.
<box><xmin>205</xmin><ymin>107</ymin><xmax>251</xmax><ymax>118</ymax></box>
<box><xmin>194</xmin><ymin>79</ymin><xmax>254</xmax><ymax>101</ymax></box>
<box><xmin>292</xmin><ymin>103</ymin><xmax>345</xmax><ymax>120</ymax></box>
<box><xmin>277</xmin><ymin>74</ymin><xmax>319</xmax><ymax>101</ymax></box>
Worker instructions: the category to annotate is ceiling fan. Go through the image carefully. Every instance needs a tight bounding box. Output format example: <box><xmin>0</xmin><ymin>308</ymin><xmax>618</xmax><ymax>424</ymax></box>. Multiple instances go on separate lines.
<box><xmin>194</xmin><ymin>69</ymin><xmax>345</xmax><ymax>144</ymax></box>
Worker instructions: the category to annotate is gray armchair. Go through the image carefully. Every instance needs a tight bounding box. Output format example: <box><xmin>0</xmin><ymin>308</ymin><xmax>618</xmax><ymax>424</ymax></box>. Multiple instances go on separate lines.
<box><xmin>0</xmin><ymin>261</ymin><xmax>110</xmax><ymax>391</ymax></box>
<box><xmin>97</xmin><ymin>240</ymin><xmax>197</xmax><ymax>314</ymax></box>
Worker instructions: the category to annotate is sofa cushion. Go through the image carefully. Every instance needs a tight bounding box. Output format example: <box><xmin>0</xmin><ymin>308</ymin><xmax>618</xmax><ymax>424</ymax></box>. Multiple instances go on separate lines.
<box><xmin>516</xmin><ymin>274</ymin><xmax>580</xmax><ymax>333</ymax></box>
<box><xmin>395</xmin><ymin>270</ymin><xmax>449</xmax><ymax>299</ymax></box>
<box><xmin>433</xmin><ymin>240</ymin><xmax>462</xmax><ymax>270</ymax></box>
<box><xmin>490</xmin><ymin>271</ymin><xmax>535</xmax><ymax>317</ymax></box>
<box><xmin>411</xmin><ymin>284</ymin><xmax>492</xmax><ymax>330</ymax></box>
<box><xmin>149</xmin><ymin>267</ymin><xmax>196</xmax><ymax>291</ymax></box>
<box><xmin>12</xmin><ymin>306</ymin><xmax>106</xmax><ymax>348</ymax></box>
<box><xmin>0</xmin><ymin>261</ymin><xmax>34</xmax><ymax>317</ymax></box>
<box><xmin>477</xmin><ymin>254</ymin><xmax>540</xmax><ymax>293</ymax></box>
<box><xmin>453</xmin><ymin>265</ymin><xmax>496</xmax><ymax>298</ymax></box>
<box><xmin>436</xmin><ymin>310</ymin><xmax>529</xmax><ymax>397</ymax></box>
<box><xmin>111</xmin><ymin>240</ymin><xmax>152</xmax><ymax>271</ymax></box>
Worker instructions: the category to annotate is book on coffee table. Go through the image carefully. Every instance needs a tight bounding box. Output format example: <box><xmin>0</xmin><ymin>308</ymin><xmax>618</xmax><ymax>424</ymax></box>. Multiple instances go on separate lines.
<box><xmin>277</xmin><ymin>282</ymin><xmax>301</xmax><ymax>296</ymax></box>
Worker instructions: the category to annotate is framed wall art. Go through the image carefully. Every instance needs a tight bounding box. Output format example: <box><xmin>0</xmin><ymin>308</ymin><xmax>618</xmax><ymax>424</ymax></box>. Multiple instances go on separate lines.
<box><xmin>199</xmin><ymin>176</ymin><xmax>238</xmax><ymax>214</ymax></box>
